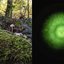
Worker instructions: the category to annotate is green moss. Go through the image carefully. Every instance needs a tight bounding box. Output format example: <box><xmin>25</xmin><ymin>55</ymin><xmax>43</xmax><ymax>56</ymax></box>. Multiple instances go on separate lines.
<box><xmin>0</xmin><ymin>29</ymin><xmax>32</xmax><ymax>64</ymax></box>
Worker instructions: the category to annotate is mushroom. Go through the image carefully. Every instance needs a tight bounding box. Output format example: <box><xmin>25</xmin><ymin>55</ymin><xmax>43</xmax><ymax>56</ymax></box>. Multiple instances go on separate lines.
<box><xmin>10</xmin><ymin>24</ymin><xmax>15</xmax><ymax>32</ymax></box>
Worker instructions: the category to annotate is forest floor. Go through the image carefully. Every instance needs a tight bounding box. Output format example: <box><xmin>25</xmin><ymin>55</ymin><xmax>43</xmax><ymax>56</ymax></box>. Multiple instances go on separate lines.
<box><xmin>0</xmin><ymin>16</ymin><xmax>32</xmax><ymax>64</ymax></box>
<box><xmin>0</xmin><ymin>16</ymin><xmax>32</xmax><ymax>42</ymax></box>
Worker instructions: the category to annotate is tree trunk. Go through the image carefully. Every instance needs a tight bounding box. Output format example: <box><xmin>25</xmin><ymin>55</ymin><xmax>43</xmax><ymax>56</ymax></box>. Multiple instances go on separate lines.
<box><xmin>27</xmin><ymin>0</ymin><xmax>29</xmax><ymax>18</ymax></box>
<box><xmin>5</xmin><ymin>0</ymin><xmax>12</xmax><ymax>19</ymax></box>
<box><xmin>3</xmin><ymin>0</ymin><xmax>13</xmax><ymax>29</ymax></box>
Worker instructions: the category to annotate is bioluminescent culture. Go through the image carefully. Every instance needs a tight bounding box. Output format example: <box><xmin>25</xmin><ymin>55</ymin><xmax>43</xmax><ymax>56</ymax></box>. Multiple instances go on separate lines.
<box><xmin>42</xmin><ymin>12</ymin><xmax>64</xmax><ymax>49</ymax></box>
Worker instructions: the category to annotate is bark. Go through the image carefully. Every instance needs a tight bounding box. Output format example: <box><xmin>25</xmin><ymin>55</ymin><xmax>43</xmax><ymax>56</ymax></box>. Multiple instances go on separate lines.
<box><xmin>3</xmin><ymin>0</ymin><xmax>13</xmax><ymax>29</ymax></box>
<box><xmin>27</xmin><ymin>0</ymin><xmax>29</xmax><ymax>18</ymax></box>
<box><xmin>5</xmin><ymin>0</ymin><xmax>12</xmax><ymax>19</ymax></box>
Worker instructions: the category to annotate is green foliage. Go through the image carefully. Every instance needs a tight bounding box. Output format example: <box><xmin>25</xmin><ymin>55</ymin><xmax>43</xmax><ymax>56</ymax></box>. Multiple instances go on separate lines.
<box><xmin>0</xmin><ymin>0</ymin><xmax>32</xmax><ymax>18</ymax></box>
<box><xmin>25</xmin><ymin>19</ymin><xmax>32</xmax><ymax>26</ymax></box>
<box><xmin>26</xmin><ymin>21</ymin><xmax>32</xmax><ymax>26</ymax></box>
<box><xmin>15</xmin><ymin>21</ymin><xmax>21</xmax><ymax>26</ymax></box>
<box><xmin>0</xmin><ymin>29</ymin><xmax>32</xmax><ymax>64</ymax></box>
<box><xmin>13</xmin><ymin>0</ymin><xmax>25</xmax><ymax>10</ymax></box>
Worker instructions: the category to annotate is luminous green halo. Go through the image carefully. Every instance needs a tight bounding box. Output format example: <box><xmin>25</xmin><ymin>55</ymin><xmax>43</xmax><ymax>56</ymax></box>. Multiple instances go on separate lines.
<box><xmin>42</xmin><ymin>13</ymin><xmax>64</xmax><ymax>49</ymax></box>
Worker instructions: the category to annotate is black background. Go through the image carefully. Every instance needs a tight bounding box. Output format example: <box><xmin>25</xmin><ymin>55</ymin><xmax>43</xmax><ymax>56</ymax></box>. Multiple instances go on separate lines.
<box><xmin>33</xmin><ymin>0</ymin><xmax>64</xmax><ymax>64</ymax></box>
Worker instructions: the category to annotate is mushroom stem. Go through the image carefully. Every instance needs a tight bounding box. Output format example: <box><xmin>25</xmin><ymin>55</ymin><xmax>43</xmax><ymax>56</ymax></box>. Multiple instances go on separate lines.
<box><xmin>12</xmin><ymin>27</ymin><xmax>13</xmax><ymax>33</ymax></box>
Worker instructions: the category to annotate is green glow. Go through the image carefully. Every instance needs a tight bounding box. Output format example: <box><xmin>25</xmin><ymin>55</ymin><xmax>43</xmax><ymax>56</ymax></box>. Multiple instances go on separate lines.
<box><xmin>42</xmin><ymin>12</ymin><xmax>64</xmax><ymax>49</ymax></box>
<box><xmin>56</xmin><ymin>26</ymin><xmax>64</xmax><ymax>38</ymax></box>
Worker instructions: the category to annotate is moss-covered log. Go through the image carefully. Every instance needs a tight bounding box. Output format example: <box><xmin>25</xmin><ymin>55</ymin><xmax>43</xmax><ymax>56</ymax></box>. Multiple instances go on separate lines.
<box><xmin>0</xmin><ymin>29</ymin><xmax>32</xmax><ymax>64</ymax></box>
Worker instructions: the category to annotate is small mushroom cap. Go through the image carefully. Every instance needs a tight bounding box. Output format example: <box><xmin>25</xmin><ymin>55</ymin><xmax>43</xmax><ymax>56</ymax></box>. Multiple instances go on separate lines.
<box><xmin>10</xmin><ymin>24</ymin><xmax>15</xmax><ymax>27</ymax></box>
